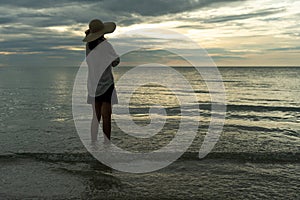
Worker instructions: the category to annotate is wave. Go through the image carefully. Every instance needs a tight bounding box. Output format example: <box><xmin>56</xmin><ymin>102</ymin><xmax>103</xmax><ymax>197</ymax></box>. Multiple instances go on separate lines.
<box><xmin>128</xmin><ymin>103</ymin><xmax>299</xmax><ymax>114</ymax></box>
<box><xmin>224</xmin><ymin>124</ymin><xmax>299</xmax><ymax>136</ymax></box>
<box><xmin>227</xmin><ymin>114</ymin><xmax>286</xmax><ymax>121</ymax></box>
<box><xmin>2</xmin><ymin>152</ymin><xmax>299</xmax><ymax>163</ymax></box>
<box><xmin>225</xmin><ymin>104</ymin><xmax>300</xmax><ymax>112</ymax></box>
<box><xmin>191</xmin><ymin>103</ymin><xmax>299</xmax><ymax>113</ymax></box>
<box><xmin>196</xmin><ymin>103</ymin><xmax>299</xmax><ymax>112</ymax></box>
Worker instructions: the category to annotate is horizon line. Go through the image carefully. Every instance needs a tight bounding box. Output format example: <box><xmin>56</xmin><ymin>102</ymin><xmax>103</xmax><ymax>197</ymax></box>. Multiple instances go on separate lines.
<box><xmin>2</xmin><ymin>65</ymin><xmax>300</xmax><ymax>68</ymax></box>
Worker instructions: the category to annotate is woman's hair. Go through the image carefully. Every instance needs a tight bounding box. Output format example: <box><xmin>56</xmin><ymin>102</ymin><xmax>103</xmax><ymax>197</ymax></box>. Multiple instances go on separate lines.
<box><xmin>85</xmin><ymin>30</ymin><xmax>106</xmax><ymax>50</ymax></box>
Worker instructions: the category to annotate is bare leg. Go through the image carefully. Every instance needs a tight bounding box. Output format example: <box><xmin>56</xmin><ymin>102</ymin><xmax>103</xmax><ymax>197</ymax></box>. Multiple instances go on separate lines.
<box><xmin>91</xmin><ymin>102</ymin><xmax>102</xmax><ymax>142</ymax></box>
<box><xmin>101</xmin><ymin>101</ymin><xmax>112</xmax><ymax>142</ymax></box>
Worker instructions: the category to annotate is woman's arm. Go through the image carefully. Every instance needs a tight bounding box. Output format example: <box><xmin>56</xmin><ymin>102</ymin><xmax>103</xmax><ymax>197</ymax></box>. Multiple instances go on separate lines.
<box><xmin>111</xmin><ymin>57</ymin><xmax>120</xmax><ymax>67</ymax></box>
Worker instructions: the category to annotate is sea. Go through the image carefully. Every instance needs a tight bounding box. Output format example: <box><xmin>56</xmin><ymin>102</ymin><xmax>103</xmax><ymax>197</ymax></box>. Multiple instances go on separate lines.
<box><xmin>0</xmin><ymin>66</ymin><xmax>299</xmax><ymax>199</ymax></box>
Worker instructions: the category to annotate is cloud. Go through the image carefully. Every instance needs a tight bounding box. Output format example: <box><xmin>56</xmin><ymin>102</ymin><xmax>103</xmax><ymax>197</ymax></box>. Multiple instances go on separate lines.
<box><xmin>1</xmin><ymin>0</ymin><xmax>243</xmax><ymax>14</ymax></box>
<box><xmin>0</xmin><ymin>0</ymin><xmax>245</xmax><ymax>28</ymax></box>
<box><xmin>204</xmin><ymin>7</ymin><xmax>285</xmax><ymax>23</ymax></box>
<box><xmin>118</xmin><ymin>48</ymin><xmax>204</xmax><ymax>66</ymax></box>
<box><xmin>0</xmin><ymin>16</ymin><xmax>15</xmax><ymax>24</ymax></box>
<box><xmin>0</xmin><ymin>0</ymin><xmax>91</xmax><ymax>9</ymax></box>
<box><xmin>0</xmin><ymin>0</ymin><xmax>299</xmax><ymax>67</ymax></box>
<box><xmin>211</xmin><ymin>55</ymin><xmax>245</xmax><ymax>60</ymax></box>
<box><xmin>175</xmin><ymin>25</ymin><xmax>207</xmax><ymax>29</ymax></box>
<box><xmin>101</xmin><ymin>0</ymin><xmax>244</xmax><ymax>16</ymax></box>
<box><xmin>267</xmin><ymin>46</ymin><xmax>300</xmax><ymax>51</ymax></box>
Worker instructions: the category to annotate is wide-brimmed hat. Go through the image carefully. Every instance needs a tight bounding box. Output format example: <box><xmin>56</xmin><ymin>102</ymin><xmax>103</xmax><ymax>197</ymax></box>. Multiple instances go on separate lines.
<box><xmin>82</xmin><ymin>19</ymin><xmax>116</xmax><ymax>42</ymax></box>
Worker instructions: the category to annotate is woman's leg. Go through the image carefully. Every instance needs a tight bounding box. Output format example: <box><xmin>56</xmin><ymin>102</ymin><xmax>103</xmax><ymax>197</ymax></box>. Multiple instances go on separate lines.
<box><xmin>91</xmin><ymin>101</ymin><xmax>102</xmax><ymax>142</ymax></box>
<box><xmin>101</xmin><ymin>101</ymin><xmax>112</xmax><ymax>141</ymax></box>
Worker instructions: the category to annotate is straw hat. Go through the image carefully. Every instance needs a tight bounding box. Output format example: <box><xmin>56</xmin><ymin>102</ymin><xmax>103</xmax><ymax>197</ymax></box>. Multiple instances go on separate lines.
<box><xmin>82</xmin><ymin>19</ymin><xmax>116</xmax><ymax>42</ymax></box>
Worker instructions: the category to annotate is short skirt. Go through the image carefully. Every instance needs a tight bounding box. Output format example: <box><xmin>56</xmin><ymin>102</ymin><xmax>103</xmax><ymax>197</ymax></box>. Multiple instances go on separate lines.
<box><xmin>87</xmin><ymin>84</ymin><xmax>118</xmax><ymax>104</ymax></box>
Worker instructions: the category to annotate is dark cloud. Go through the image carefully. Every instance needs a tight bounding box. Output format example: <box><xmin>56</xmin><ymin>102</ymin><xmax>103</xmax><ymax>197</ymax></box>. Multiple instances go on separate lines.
<box><xmin>267</xmin><ymin>46</ymin><xmax>300</xmax><ymax>51</ymax></box>
<box><xmin>0</xmin><ymin>17</ymin><xmax>15</xmax><ymax>24</ymax></box>
<box><xmin>175</xmin><ymin>25</ymin><xmax>207</xmax><ymax>29</ymax></box>
<box><xmin>0</xmin><ymin>0</ymin><xmax>246</xmax><ymax>28</ymax></box>
<box><xmin>211</xmin><ymin>55</ymin><xmax>245</xmax><ymax>60</ymax></box>
<box><xmin>0</xmin><ymin>0</ymin><xmax>100</xmax><ymax>9</ymax></box>
<box><xmin>1</xmin><ymin>0</ymin><xmax>245</xmax><ymax>16</ymax></box>
<box><xmin>100</xmin><ymin>0</ymin><xmax>245</xmax><ymax>16</ymax></box>
<box><xmin>204</xmin><ymin>8</ymin><xmax>285</xmax><ymax>23</ymax></box>
<box><xmin>0</xmin><ymin>33</ymin><xmax>82</xmax><ymax>53</ymax></box>
<box><xmin>0</xmin><ymin>2</ymin><xmax>112</xmax><ymax>28</ymax></box>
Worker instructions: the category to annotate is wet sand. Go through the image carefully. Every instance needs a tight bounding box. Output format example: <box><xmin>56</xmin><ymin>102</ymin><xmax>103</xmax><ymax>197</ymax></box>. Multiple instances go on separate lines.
<box><xmin>1</xmin><ymin>154</ymin><xmax>299</xmax><ymax>199</ymax></box>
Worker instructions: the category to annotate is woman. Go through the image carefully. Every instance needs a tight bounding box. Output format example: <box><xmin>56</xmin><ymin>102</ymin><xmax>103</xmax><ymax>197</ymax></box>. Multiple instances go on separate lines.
<box><xmin>83</xmin><ymin>19</ymin><xmax>120</xmax><ymax>143</ymax></box>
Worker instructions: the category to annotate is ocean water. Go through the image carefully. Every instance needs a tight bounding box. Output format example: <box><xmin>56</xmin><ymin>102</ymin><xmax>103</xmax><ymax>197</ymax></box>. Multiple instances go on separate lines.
<box><xmin>0</xmin><ymin>66</ymin><xmax>299</xmax><ymax>199</ymax></box>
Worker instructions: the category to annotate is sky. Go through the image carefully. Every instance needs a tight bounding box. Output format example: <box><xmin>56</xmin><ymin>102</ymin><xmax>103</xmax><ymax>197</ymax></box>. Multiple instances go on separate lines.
<box><xmin>0</xmin><ymin>0</ymin><xmax>300</xmax><ymax>67</ymax></box>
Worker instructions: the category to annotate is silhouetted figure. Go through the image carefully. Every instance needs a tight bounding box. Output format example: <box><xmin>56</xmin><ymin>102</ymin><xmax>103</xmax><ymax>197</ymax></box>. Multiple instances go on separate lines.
<box><xmin>83</xmin><ymin>19</ymin><xmax>119</xmax><ymax>143</ymax></box>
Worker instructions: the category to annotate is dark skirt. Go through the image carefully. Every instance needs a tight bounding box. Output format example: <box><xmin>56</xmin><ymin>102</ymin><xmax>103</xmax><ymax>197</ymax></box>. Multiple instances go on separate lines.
<box><xmin>87</xmin><ymin>84</ymin><xmax>118</xmax><ymax>104</ymax></box>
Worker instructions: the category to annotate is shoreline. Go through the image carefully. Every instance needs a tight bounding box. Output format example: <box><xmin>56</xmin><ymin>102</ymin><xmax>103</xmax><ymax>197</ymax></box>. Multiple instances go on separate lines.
<box><xmin>0</xmin><ymin>155</ymin><xmax>299</xmax><ymax>199</ymax></box>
